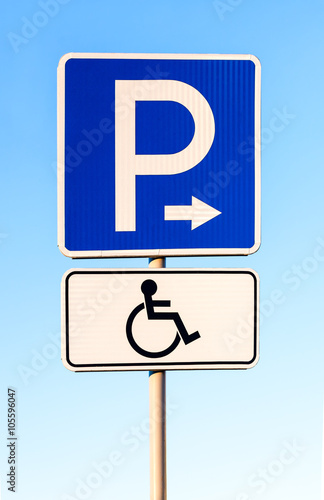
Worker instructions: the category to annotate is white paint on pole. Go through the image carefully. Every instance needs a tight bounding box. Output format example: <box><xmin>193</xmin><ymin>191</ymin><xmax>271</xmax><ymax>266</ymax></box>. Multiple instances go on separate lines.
<box><xmin>61</xmin><ymin>268</ymin><xmax>259</xmax><ymax>372</ymax></box>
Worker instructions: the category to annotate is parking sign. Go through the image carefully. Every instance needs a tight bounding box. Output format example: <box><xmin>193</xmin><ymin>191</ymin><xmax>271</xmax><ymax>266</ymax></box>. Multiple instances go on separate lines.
<box><xmin>58</xmin><ymin>53</ymin><xmax>261</xmax><ymax>257</ymax></box>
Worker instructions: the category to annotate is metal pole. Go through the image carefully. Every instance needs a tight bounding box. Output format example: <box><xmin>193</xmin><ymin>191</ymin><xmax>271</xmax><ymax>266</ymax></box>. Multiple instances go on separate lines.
<box><xmin>149</xmin><ymin>257</ymin><xmax>166</xmax><ymax>500</ymax></box>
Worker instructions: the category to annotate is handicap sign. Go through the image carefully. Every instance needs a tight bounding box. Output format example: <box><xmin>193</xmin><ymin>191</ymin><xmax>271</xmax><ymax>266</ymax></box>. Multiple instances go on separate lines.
<box><xmin>62</xmin><ymin>269</ymin><xmax>259</xmax><ymax>372</ymax></box>
<box><xmin>57</xmin><ymin>54</ymin><xmax>261</xmax><ymax>257</ymax></box>
<box><xmin>126</xmin><ymin>279</ymin><xmax>201</xmax><ymax>358</ymax></box>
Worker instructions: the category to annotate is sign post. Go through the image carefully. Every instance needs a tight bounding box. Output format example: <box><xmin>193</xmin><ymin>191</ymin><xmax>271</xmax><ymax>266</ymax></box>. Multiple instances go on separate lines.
<box><xmin>149</xmin><ymin>368</ymin><xmax>166</xmax><ymax>500</ymax></box>
<box><xmin>149</xmin><ymin>258</ymin><xmax>166</xmax><ymax>500</ymax></box>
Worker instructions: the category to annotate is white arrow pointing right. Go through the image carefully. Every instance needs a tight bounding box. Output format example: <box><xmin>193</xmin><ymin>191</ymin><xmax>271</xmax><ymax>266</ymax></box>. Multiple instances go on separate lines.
<box><xmin>164</xmin><ymin>196</ymin><xmax>221</xmax><ymax>230</ymax></box>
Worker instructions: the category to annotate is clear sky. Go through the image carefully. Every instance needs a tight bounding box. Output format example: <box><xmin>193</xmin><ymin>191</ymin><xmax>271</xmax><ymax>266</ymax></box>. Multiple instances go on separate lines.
<box><xmin>1</xmin><ymin>0</ymin><xmax>324</xmax><ymax>499</ymax></box>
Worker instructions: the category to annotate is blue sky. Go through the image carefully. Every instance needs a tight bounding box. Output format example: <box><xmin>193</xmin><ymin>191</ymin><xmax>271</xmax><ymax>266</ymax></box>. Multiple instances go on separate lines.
<box><xmin>1</xmin><ymin>0</ymin><xmax>324</xmax><ymax>499</ymax></box>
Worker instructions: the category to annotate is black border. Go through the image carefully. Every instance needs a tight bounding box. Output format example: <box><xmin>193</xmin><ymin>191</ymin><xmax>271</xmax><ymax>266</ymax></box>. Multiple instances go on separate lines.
<box><xmin>64</xmin><ymin>270</ymin><xmax>258</xmax><ymax>371</ymax></box>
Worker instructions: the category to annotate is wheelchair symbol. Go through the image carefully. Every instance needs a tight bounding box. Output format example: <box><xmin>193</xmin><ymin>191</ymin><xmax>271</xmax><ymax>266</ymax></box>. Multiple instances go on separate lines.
<box><xmin>126</xmin><ymin>279</ymin><xmax>200</xmax><ymax>358</ymax></box>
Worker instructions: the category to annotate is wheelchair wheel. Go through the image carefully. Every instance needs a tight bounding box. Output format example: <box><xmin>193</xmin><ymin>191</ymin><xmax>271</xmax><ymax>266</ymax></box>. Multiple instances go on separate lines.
<box><xmin>126</xmin><ymin>303</ymin><xmax>181</xmax><ymax>358</ymax></box>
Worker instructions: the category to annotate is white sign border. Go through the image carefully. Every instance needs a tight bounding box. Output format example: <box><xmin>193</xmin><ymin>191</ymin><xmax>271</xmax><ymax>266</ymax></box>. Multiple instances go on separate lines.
<box><xmin>62</xmin><ymin>268</ymin><xmax>259</xmax><ymax>372</ymax></box>
<box><xmin>57</xmin><ymin>53</ymin><xmax>261</xmax><ymax>258</ymax></box>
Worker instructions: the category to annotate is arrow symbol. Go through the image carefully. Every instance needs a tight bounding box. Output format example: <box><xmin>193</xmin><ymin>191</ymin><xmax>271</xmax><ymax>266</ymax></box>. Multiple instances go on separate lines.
<box><xmin>164</xmin><ymin>196</ymin><xmax>221</xmax><ymax>230</ymax></box>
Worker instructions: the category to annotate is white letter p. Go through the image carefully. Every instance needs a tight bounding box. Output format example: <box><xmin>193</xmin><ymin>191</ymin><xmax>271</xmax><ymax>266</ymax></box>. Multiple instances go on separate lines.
<box><xmin>115</xmin><ymin>80</ymin><xmax>215</xmax><ymax>231</ymax></box>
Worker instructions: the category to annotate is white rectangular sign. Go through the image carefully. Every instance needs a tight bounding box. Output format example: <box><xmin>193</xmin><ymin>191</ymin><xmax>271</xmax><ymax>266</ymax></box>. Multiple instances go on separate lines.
<box><xmin>62</xmin><ymin>269</ymin><xmax>259</xmax><ymax>371</ymax></box>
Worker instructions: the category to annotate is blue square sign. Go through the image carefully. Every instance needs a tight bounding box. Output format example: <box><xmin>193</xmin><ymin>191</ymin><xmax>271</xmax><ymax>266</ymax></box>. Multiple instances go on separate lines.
<box><xmin>57</xmin><ymin>53</ymin><xmax>261</xmax><ymax>257</ymax></box>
